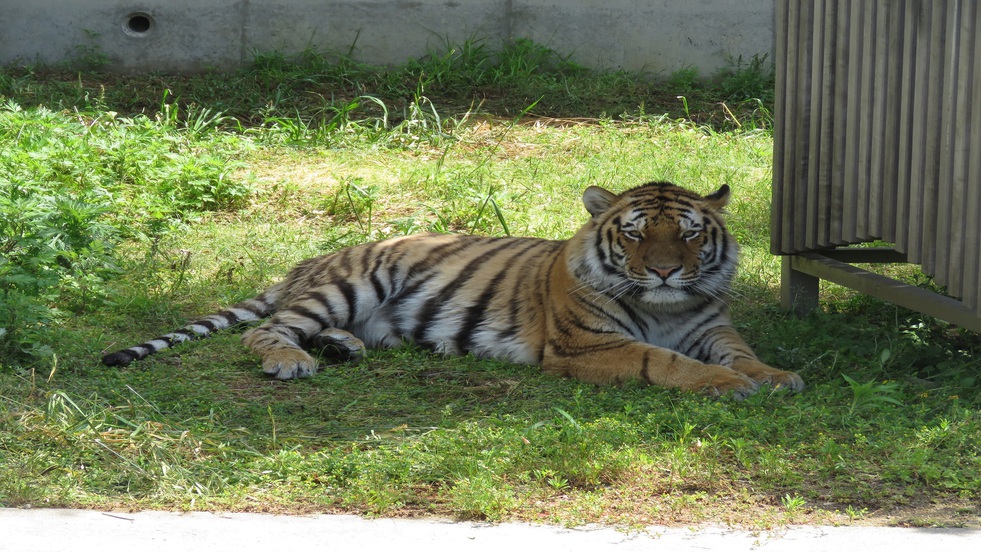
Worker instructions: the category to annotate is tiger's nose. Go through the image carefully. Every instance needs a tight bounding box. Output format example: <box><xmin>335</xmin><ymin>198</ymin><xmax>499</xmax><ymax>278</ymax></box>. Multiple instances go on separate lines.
<box><xmin>648</xmin><ymin>265</ymin><xmax>682</xmax><ymax>279</ymax></box>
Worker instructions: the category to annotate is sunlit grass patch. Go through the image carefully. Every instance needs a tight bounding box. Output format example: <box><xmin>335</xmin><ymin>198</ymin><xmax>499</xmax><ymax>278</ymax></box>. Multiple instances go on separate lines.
<box><xmin>1</xmin><ymin>42</ymin><xmax>979</xmax><ymax>528</ymax></box>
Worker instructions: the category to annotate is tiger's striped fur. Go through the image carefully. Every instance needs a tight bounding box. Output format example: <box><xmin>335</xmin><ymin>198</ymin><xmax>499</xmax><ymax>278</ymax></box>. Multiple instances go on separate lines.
<box><xmin>102</xmin><ymin>181</ymin><xmax>804</xmax><ymax>399</ymax></box>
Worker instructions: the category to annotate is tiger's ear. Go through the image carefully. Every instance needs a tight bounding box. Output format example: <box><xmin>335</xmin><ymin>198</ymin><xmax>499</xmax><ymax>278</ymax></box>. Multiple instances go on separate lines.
<box><xmin>583</xmin><ymin>186</ymin><xmax>619</xmax><ymax>217</ymax></box>
<box><xmin>704</xmin><ymin>184</ymin><xmax>731</xmax><ymax>210</ymax></box>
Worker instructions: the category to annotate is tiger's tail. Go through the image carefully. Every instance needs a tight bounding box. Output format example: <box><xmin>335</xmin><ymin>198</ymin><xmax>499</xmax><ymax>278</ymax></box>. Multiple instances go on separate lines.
<box><xmin>101</xmin><ymin>283</ymin><xmax>284</xmax><ymax>367</ymax></box>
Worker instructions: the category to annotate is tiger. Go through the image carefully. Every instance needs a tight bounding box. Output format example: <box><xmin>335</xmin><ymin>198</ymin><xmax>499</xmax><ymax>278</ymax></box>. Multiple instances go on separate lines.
<box><xmin>102</xmin><ymin>181</ymin><xmax>804</xmax><ymax>399</ymax></box>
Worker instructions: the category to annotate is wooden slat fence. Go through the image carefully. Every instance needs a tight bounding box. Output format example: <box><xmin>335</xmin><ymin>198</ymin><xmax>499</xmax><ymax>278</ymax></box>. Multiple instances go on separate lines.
<box><xmin>772</xmin><ymin>0</ymin><xmax>981</xmax><ymax>329</ymax></box>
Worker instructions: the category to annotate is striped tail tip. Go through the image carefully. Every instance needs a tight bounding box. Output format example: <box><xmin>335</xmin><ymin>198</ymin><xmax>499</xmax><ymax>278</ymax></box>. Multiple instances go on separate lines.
<box><xmin>102</xmin><ymin>349</ymin><xmax>142</xmax><ymax>366</ymax></box>
<box><xmin>99</xmin><ymin>292</ymin><xmax>277</xmax><ymax>368</ymax></box>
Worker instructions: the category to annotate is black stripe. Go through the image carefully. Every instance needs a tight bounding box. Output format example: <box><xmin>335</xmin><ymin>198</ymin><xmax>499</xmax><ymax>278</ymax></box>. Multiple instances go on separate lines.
<box><xmin>368</xmin><ymin>270</ymin><xmax>385</xmax><ymax>303</ymax></box>
<box><xmin>596</xmin><ymin>227</ymin><xmax>612</xmax><ymax>265</ymax></box>
<box><xmin>577</xmin><ymin>295</ymin><xmax>636</xmax><ymax>336</ymax></box>
<box><xmin>501</xmin><ymin>250</ymin><xmax>548</xmax><ymax>339</ymax></box>
<box><xmin>684</xmin><ymin>313</ymin><xmax>728</xmax><ymax>362</ymax></box>
<box><xmin>542</xmin><ymin>244</ymin><xmax>563</xmax><ymax>304</ymax></box>
<box><xmin>387</xmin><ymin>238</ymin><xmax>482</xmax><ymax>319</ymax></box>
<box><xmin>132</xmin><ymin>345</ymin><xmax>152</xmax><ymax>358</ymax></box>
<box><xmin>411</xmin><ymin>239</ymin><xmax>518</xmax><ymax>343</ymax></box>
<box><xmin>284</xmin><ymin>306</ymin><xmax>330</xmax><ymax>339</ymax></box>
<box><xmin>546</xmin><ymin>337</ymin><xmax>629</xmax><ymax>357</ymax></box>
<box><xmin>388</xmin><ymin>237</ymin><xmax>477</xmax><ymax>336</ymax></box>
<box><xmin>217</xmin><ymin>310</ymin><xmax>239</xmax><ymax>326</ymax></box>
<box><xmin>552</xmin><ymin>309</ymin><xmax>622</xmax><ymax>339</ymax></box>
<box><xmin>359</xmin><ymin>240</ymin><xmax>379</xmax><ymax>274</ymax></box>
<box><xmin>368</xmin><ymin>260</ymin><xmax>387</xmax><ymax>302</ymax></box>
<box><xmin>716</xmin><ymin>226</ymin><xmax>730</xmax><ymax>265</ymax></box>
<box><xmin>197</xmin><ymin>319</ymin><xmax>219</xmax><ymax>331</ymax></box>
<box><xmin>404</xmin><ymin>237</ymin><xmax>478</xmax><ymax>280</ymax></box>
<box><xmin>612</xmin><ymin>295</ymin><xmax>653</xmax><ymax>334</ymax></box>
<box><xmin>454</xmin><ymin>240</ymin><xmax>544</xmax><ymax>352</ymax></box>
<box><xmin>666</xmin><ymin>198</ymin><xmax>696</xmax><ymax>209</ymax></box>
<box><xmin>283</xmin><ymin>324</ymin><xmax>309</xmax><ymax>340</ymax></box>
<box><xmin>454</xmin><ymin>272</ymin><xmax>507</xmax><ymax>352</ymax></box>
<box><xmin>337</xmin><ymin>280</ymin><xmax>358</xmax><ymax>326</ymax></box>
<box><xmin>641</xmin><ymin>350</ymin><xmax>654</xmax><ymax>383</ymax></box>
<box><xmin>174</xmin><ymin>329</ymin><xmax>196</xmax><ymax>340</ymax></box>
<box><xmin>238</xmin><ymin>301</ymin><xmax>268</xmax><ymax>317</ymax></box>
<box><xmin>102</xmin><ymin>349</ymin><xmax>140</xmax><ymax>366</ymax></box>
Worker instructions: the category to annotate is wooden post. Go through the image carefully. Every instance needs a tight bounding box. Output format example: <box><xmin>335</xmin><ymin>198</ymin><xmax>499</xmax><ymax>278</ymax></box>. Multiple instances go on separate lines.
<box><xmin>780</xmin><ymin>256</ymin><xmax>819</xmax><ymax>316</ymax></box>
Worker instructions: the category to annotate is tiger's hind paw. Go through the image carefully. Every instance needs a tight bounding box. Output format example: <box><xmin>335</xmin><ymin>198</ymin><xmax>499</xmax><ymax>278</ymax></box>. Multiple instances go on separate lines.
<box><xmin>308</xmin><ymin>328</ymin><xmax>366</xmax><ymax>362</ymax></box>
<box><xmin>261</xmin><ymin>349</ymin><xmax>318</xmax><ymax>380</ymax></box>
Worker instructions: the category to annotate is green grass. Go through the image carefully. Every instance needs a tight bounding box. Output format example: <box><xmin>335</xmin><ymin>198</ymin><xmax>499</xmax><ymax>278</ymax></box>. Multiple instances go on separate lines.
<box><xmin>1</xmin><ymin>42</ymin><xmax>980</xmax><ymax>528</ymax></box>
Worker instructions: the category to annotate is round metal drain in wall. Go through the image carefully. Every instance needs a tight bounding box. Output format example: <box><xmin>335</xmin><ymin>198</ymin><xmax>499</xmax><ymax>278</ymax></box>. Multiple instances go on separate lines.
<box><xmin>123</xmin><ymin>12</ymin><xmax>154</xmax><ymax>37</ymax></box>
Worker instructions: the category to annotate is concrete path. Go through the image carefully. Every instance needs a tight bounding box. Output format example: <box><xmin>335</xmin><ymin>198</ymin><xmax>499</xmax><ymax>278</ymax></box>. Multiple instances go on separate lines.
<box><xmin>2</xmin><ymin>508</ymin><xmax>979</xmax><ymax>551</ymax></box>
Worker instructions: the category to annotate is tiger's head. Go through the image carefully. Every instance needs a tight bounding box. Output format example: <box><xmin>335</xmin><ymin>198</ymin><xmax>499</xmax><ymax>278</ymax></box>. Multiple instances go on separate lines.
<box><xmin>571</xmin><ymin>181</ymin><xmax>738</xmax><ymax>307</ymax></box>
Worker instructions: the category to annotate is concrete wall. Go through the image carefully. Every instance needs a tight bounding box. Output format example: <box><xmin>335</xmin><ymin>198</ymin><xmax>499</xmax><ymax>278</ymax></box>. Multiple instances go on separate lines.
<box><xmin>0</xmin><ymin>1</ymin><xmax>773</xmax><ymax>75</ymax></box>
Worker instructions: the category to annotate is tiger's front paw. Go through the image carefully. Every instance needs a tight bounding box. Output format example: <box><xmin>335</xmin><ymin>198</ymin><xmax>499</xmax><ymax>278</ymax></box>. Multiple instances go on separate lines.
<box><xmin>768</xmin><ymin>370</ymin><xmax>805</xmax><ymax>392</ymax></box>
<box><xmin>261</xmin><ymin>348</ymin><xmax>318</xmax><ymax>380</ymax></box>
<box><xmin>697</xmin><ymin>368</ymin><xmax>760</xmax><ymax>400</ymax></box>
<box><xmin>733</xmin><ymin>360</ymin><xmax>805</xmax><ymax>393</ymax></box>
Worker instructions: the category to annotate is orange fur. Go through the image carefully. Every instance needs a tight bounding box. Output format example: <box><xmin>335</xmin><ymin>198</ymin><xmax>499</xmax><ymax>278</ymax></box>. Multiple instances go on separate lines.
<box><xmin>103</xmin><ymin>181</ymin><xmax>803</xmax><ymax>399</ymax></box>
